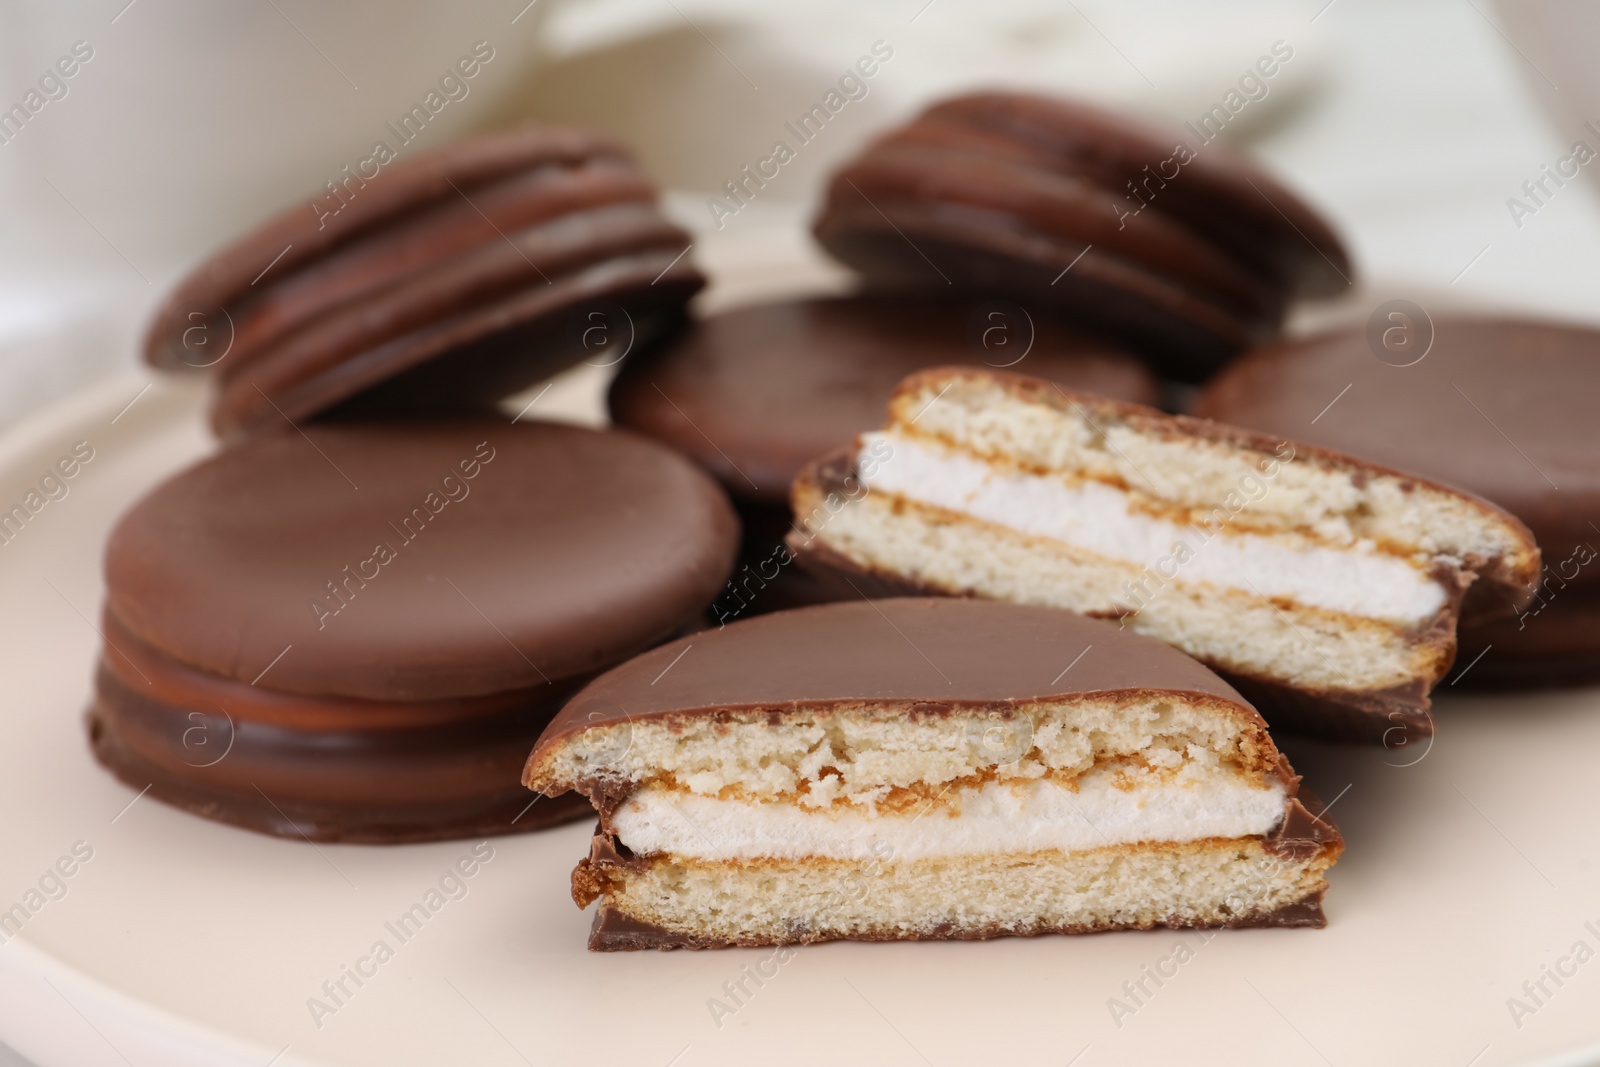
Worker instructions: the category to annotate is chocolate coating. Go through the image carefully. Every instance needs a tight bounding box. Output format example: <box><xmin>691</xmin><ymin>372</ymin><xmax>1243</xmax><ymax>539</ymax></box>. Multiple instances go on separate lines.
<box><xmin>144</xmin><ymin>128</ymin><xmax>630</xmax><ymax>369</ymax></box>
<box><xmin>212</xmin><ymin>211</ymin><xmax>699</xmax><ymax>439</ymax></box>
<box><xmin>836</xmin><ymin>137</ymin><xmax>1279</xmax><ymax>319</ymax></box>
<box><xmin>216</xmin><ymin>159</ymin><xmax>659</xmax><ymax>374</ymax></box>
<box><xmin>1455</xmin><ymin>585</ymin><xmax>1600</xmax><ymax>687</ymax></box>
<box><xmin>703</xmin><ymin>498</ymin><xmax>858</xmax><ymax>624</ymax></box>
<box><xmin>531</xmin><ymin>598</ymin><xmax>1256</xmax><ymax>760</ymax></box>
<box><xmin>1197</xmin><ymin>318</ymin><xmax>1600</xmax><ymax>678</ymax></box>
<box><xmin>818</xmin><ymin>185</ymin><xmax>1261</xmax><ymax>377</ymax></box>
<box><xmin>608</xmin><ymin>296</ymin><xmax>1160</xmax><ymax>506</ymax></box>
<box><xmin>90</xmin><ymin>615</ymin><xmax>592</xmax><ymax>842</ymax></box>
<box><xmin>919</xmin><ymin>94</ymin><xmax>1351</xmax><ymax>296</ymax></box>
<box><xmin>141</xmin><ymin>126</ymin><xmax>702</xmax><ymax>437</ymax></box>
<box><xmin>814</xmin><ymin>92</ymin><xmax>1353</xmax><ymax>380</ymax></box>
<box><xmin>104</xmin><ymin>422</ymin><xmax>738</xmax><ymax>702</ymax></box>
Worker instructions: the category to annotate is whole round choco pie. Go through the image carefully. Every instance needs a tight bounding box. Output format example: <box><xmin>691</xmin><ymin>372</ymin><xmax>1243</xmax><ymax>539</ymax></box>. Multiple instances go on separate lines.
<box><xmin>90</xmin><ymin>421</ymin><xmax>738</xmax><ymax>842</ymax></box>
<box><xmin>142</xmin><ymin>127</ymin><xmax>702</xmax><ymax>440</ymax></box>
<box><xmin>1195</xmin><ymin>317</ymin><xmax>1600</xmax><ymax>687</ymax></box>
<box><xmin>607</xmin><ymin>295</ymin><xmax>1161</xmax><ymax>618</ymax></box>
<box><xmin>813</xmin><ymin>91</ymin><xmax>1353</xmax><ymax>381</ymax></box>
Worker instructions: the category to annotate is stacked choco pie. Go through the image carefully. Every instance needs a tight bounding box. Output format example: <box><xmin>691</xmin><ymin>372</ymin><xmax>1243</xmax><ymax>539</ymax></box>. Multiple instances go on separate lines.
<box><xmin>812</xmin><ymin>91</ymin><xmax>1353</xmax><ymax>379</ymax></box>
<box><xmin>91</xmin><ymin>128</ymin><xmax>737</xmax><ymax>842</ymax></box>
<box><xmin>146</xmin><ymin>127</ymin><xmax>701</xmax><ymax>438</ymax></box>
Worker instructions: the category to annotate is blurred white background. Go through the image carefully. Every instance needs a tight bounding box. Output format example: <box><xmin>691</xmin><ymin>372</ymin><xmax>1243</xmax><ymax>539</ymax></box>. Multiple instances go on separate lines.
<box><xmin>2</xmin><ymin>0</ymin><xmax>1599</xmax><ymax>435</ymax></box>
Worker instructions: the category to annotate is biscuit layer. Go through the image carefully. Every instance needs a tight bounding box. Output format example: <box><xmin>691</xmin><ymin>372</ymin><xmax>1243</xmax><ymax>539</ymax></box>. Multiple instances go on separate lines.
<box><xmin>580</xmin><ymin>837</ymin><xmax>1336</xmax><ymax>948</ymax></box>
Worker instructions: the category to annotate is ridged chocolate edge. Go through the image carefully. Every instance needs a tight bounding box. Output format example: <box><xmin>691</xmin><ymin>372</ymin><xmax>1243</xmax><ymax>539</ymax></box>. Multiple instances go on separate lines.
<box><xmin>88</xmin><ymin>702</ymin><xmax>595</xmax><ymax>843</ymax></box>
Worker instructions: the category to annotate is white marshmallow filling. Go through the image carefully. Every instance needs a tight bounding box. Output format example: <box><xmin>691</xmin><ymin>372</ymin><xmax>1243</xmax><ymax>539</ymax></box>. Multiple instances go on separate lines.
<box><xmin>610</xmin><ymin>761</ymin><xmax>1288</xmax><ymax>863</ymax></box>
<box><xmin>857</xmin><ymin>430</ymin><xmax>1448</xmax><ymax>625</ymax></box>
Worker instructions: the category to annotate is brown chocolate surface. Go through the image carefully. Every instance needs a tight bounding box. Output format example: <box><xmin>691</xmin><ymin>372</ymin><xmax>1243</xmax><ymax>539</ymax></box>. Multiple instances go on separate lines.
<box><xmin>607</xmin><ymin>296</ymin><xmax>1161</xmax><ymax>505</ymax></box>
<box><xmin>531</xmin><ymin>598</ymin><xmax>1258</xmax><ymax>760</ymax></box>
<box><xmin>814</xmin><ymin>91</ymin><xmax>1353</xmax><ymax>380</ymax></box>
<box><xmin>215</xmin><ymin>158</ymin><xmax>658</xmax><ymax>376</ymax></box>
<box><xmin>705</xmin><ymin>498</ymin><xmax>874</xmax><ymax>625</ymax></box>
<box><xmin>212</xmin><ymin>212</ymin><xmax>699</xmax><ymax>439</ymax></box>
<box><xmin>920</xmin><ymin>93</ymin><xmax>1351</xmax><ymax>296</ymax></box>
<box><xmin>1196</xmin><ymin>318</ymin><xmax>1600</xmax><ymax>563</ymax></box>
<box><xmin>1454</xmin><ymin>583</ymin><xmax>1600</xmax><ymax>687</ymax></box>
<box><xmin>141</xmin><ymin>126</ymin><xmax>702</xmax><ymax>437</ymax></box>
<box><xmin>817</xmin><ymin>189</ymin><xmax>1262</xmax><ymax>378</ymax></box>
<box><xmin>90</xmin><ymin>617</ymin><xmax>592</xmax><ymax>842</ymax></box>
<box><xmin>835</xmin><ymin>138</ymin><xmax>1279</xmax><ymax>319</ymax></box>
<box><xmin>104</xmin><ymin>421</ymin><xmax>738</xmax><ymax>702</ymax></box>
<box><xmin>144</xmin><ymin>127</ymin><xmax>630</xmax><ymax>369</ymax></box>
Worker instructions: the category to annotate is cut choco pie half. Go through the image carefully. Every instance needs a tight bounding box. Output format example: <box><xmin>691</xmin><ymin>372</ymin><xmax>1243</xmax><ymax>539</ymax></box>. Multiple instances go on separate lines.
<box><xmin>788</xmin><ymin>368</ymin><xmax>1539</xmax><ymax>744</ymax></box>
<box><xmin>813</xmin><ymin>91</ymin><xmax>1353</xmax><ymax>380</ymax></box>
<box><xmin>142</xmin><ymin>127</ymin><xmax>702</xmax><ymax>440</ymax></box>
<box><xmin>525</xmin><ymin>599</ymin><xmax>1343</xmax><ymax>949</ymax></box>
<box><xmin>1196</xmin><ymin>317</ymin><xmax>1600</xmax><ymax>688</ymax></box>
<box><xmin>90</xmin><ymin>422</ymin><xmax>737</xmax><ymax>842</ymax></box>
<box><xmin>607</xmin><ymin>295</ymin><xmax>1160</xmax><ymax>619</ymax></box>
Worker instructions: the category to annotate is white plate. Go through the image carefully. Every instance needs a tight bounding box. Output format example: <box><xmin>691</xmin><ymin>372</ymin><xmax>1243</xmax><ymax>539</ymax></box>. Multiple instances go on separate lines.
<box><xmin>2</xmin><ymin>225</ymin><xmax>1599</xmax><ymax>1067</ymax></box>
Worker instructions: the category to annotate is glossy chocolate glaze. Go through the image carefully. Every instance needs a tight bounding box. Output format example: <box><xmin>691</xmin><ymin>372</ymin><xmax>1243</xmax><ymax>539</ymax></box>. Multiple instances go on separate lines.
<box><xmin>814</xmin><ymin>92</ymin><xmax>1353</xmax><ymax>379</ymax></box>
<box><xmin>919</xmin><ymin>93</ymin><xmax>1351</xmax><ymax>296</ymax></box>
<box><xmin>141</xmin><ymin>124</ymin><xmax>702</xmax><ymax>437</ymax></box>
<box><xmin>217</xmin><ymin>158</ymin><xmax>658</xmax><ymax>375</ymax></box>
<box><xmin>530</xmin><ymin>598</ymin><xmax>1257</xmax><ymax>756</ymax></box>
<box><xmin>1456</xmin><ymin>584</ymin><xmax>1600</xmax><ymax>686</ymax></box>
<box><xmin>608</xmin><ymin>296</ymin><xmax>1161</xmax><ymax>505</ymax></box>
<box><xmin>212</xmin><ymin>213</ymin><xmax>700</xmax><ymax>438</ymax></box>
<box><xmin>1197</xmin><ymin>318</ymin><xmax>1600</xmax><ymax>572</ymax></box>
<box><xmin>833</xmin><ymin>137</ymin><xmax>1279</xmax><ymax>320</ymax></box>
<box><xmin>144</xmin><ymin>127</ymin><xmax>631</xmax><ymax>369</ymax></box>
<box><xmin>91</xmin><ymin>617</ymin><xmax>592</xmax><ymax>842</ymax></box>
<box><xmin>104</xmin><ymin>422</ymin><xmax>739</xmax><ymax>702</ymax></box>
<box><xmin>816</xmin><ymin>199</ymin><xmax>1261</xmax><ymax>378</ymax></box>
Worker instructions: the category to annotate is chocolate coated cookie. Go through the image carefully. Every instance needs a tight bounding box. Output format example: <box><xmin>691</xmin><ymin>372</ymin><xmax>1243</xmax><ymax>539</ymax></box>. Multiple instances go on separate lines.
<box><xmin>91</xmin><ymin>421</ymin><xmax>738</xmax><ymax>841</ymax></box>
<box><xmin>814</xmin><ymin>92</ymin><xmax>1353</xmax><ymax>380</ymax></box>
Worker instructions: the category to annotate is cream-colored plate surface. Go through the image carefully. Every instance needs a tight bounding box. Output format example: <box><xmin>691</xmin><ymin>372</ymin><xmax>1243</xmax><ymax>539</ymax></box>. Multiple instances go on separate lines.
<box><xmin>2</xmin><ymin>228</ymin><xmax>1599</xmax><ymax>1067</ymax></box>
